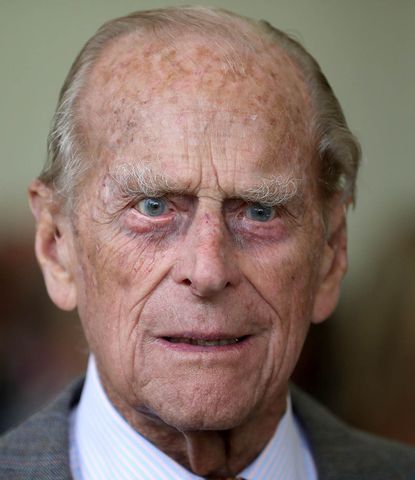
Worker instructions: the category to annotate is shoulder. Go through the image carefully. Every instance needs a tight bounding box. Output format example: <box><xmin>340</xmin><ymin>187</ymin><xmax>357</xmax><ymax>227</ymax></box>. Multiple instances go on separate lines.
<box><xmin>291</xmin><ymin>384</ymin><xmax>415</xmax><ymax>480</ymax></box>
<box><xmin>0</xmin><ymin>377</ymin><xmax>84</xmax><ymax>480</ymax></box>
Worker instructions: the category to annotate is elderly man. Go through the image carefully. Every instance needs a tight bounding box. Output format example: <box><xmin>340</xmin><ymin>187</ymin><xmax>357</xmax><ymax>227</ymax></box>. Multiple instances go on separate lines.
<box><xmin>1</xmin><ymin>6</ymin><xmax>414</xmax><ymax>480</ymax></box>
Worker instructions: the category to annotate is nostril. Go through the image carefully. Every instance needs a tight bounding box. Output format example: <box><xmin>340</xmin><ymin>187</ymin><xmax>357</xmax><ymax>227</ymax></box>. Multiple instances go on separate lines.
<box><xmin>183</xmin><ymin>279</ymin><xmax>192</xmax><ymax>286</ymax></box>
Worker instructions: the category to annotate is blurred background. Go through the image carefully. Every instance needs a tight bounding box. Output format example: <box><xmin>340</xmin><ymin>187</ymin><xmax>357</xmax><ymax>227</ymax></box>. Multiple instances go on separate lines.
<box><xmin>1</xmin><ymin>0</ymin><xmax>414</xmax><ymax>444</ymax></box>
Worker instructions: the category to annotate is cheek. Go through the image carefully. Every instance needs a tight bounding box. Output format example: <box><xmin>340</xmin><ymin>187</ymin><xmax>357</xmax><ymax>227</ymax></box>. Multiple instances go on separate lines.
<box><xmin>245</xmin><ymin>239</ymin><xmax>320</xmax><ymax>317</ymax></box>
<box><xmin>242</xmin><ymin>238</ymin><xmax>322</xmax><ymax>370</ymax></box>
<box><xmin>77</xmin><ymin>228</ymin><xmax>171</xmax><ymax>298</ymax></box>
<box><xmin>73</xmin><ymin>228</ymin><xmax>175</xmax><ymax>373</ymax></box>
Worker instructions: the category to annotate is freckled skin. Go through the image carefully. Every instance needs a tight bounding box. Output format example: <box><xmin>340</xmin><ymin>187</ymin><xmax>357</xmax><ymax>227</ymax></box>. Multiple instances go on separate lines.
<box><xmin>38</xmin><ymin>34</ymin><xmax>346</xmax><ymax>477</ymax></box>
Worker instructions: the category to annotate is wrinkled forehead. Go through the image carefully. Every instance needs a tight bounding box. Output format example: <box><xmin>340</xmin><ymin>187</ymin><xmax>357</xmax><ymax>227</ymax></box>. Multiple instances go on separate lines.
<box><xmin>79</xmin><ymin>31</ymin><xmax>315</xmax><ymax>172</ymax></box>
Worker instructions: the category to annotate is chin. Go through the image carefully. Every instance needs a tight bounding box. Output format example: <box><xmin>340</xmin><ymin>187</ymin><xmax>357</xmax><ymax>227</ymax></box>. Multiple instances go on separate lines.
<box><xmin>163</xmin><ymin>412</ymin><xmax>247</xmax><ymax>432</ymax></box>
<box><xmin>153</xmin><ymin>396</ymin><xmax>254</xmax><ymax>432</ymax></box>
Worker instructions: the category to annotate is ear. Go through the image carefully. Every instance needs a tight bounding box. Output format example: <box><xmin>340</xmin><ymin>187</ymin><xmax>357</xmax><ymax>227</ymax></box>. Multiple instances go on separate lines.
<box><xmin>29</xmin><ymin>180</ymin><xmax>77</xmax><ymax>311</ymax></box>
<box><xmin>312</xmin><ymin>198</ymin><xmax>349</xmax><ymax>324</ymax></box>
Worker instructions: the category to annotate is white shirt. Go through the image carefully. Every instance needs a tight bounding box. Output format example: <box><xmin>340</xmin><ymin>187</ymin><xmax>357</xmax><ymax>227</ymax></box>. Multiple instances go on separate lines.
<box><xmin>70</xmin><ymin>357</ymin><xmax>317</xmax><ymax>480</ymax></box>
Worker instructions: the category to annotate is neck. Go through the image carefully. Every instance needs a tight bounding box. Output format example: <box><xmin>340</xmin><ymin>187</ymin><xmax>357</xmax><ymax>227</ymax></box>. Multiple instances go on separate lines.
<box><xmin>103</xmin><ymin>384</ymin><xmax>287</xmax><ymax>478</ymax></box>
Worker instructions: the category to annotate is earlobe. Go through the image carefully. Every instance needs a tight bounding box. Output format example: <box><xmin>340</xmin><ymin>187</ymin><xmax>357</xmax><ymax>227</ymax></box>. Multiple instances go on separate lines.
<box><xmin>29</xmin><ymin>180</ymin><xmax>78</xmax><ymax>311</ymax></box>
<box><xmin>312</xmin><ymin>201</ymin><xmax>349</xmax><ymax>324</ymax></box>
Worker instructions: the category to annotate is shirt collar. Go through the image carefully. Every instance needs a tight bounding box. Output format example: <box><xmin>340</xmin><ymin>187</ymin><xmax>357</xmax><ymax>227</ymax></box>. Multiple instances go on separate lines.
<box><xmin>71</xmin><ymin>356</ymin><xmax>316</xmax><ymax>480</ymax></box>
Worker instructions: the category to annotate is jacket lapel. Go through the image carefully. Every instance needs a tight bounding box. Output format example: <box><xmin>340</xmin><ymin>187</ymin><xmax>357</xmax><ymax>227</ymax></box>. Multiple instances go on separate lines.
<box><xmin>291</xmin><ymin>385</ymin><xmax>406</xmax><ymax>480</ymax></box>
<box><xmin>0</xmin><ymin>377</ymin><xmax>84</xmax><ymax>480</ymax></box>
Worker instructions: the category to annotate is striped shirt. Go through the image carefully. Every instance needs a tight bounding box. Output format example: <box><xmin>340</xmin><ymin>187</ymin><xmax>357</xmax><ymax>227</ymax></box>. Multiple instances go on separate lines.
<box><xmin>69</xmin><ymin>357</ymin><xmax>317</xmax><ymax>479</ymax></box>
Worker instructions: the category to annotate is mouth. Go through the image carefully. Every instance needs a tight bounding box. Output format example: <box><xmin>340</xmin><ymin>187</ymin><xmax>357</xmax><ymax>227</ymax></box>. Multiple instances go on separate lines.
<box><xmin>159</xmin><ymin>334</ymin><xmax>250</xmax><ymax>351</ymax></box>
<box><xmin>163</xmin><ymin>336</ymin><xmax>247</xmax><ymax>347</ymax></box>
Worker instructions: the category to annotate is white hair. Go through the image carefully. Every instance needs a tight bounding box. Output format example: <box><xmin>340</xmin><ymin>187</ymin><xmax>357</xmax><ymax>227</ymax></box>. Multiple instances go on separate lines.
<box><xmin>39</xmin><ymin>5</ymin><xmax>360</xmax><ymax>208</ymax></box>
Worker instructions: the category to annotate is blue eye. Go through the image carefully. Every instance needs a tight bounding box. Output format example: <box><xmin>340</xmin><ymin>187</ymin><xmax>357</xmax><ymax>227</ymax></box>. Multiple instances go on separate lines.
<box><xmin>136</xmin><ymin>197</ymin><xmax>167</xmax><ymax>217</ymax></box>
<box><xmin>246</xmin><ymin>203</ymin><xmax>275</xmax><ymax>222</ymax></box>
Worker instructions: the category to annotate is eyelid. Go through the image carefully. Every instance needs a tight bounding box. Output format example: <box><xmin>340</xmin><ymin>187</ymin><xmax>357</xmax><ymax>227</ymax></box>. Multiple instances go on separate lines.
<box><xmin>129</xmin><ymin>196</ymin><xmax>164</xmax><ymax>218</ymax></box>
<box><xmin>244</xmin><ymin>201</ymin><xmax>298</xmax><ymax>224</ymax></box>
<box><xmin>131</xmin><ymin>194</ymin><xmax>192</xmax><ymax>218</ymax></box>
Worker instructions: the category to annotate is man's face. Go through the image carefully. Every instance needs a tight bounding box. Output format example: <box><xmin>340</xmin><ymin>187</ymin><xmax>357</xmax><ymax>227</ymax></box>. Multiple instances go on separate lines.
<box><xmin>58</xmin><ymin>36</ymin><xmax>335</xmax><ymax>430</ymax></box>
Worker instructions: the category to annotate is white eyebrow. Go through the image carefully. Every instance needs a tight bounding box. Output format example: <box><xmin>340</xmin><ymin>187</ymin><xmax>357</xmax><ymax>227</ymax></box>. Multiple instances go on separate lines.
<box><xmin>238</xmin><ymin>176</ymin><xmax>302</xmax><ymax>206</ymax></box>
<box><xmin>110</xmin><ymin>164</ymin><xmax>185</xmax><ymax>198</ymax></box>
<box><xmin>109</xmin><ymin>163</ymin><xmax>302</xmax><ymax>205</ymax></box>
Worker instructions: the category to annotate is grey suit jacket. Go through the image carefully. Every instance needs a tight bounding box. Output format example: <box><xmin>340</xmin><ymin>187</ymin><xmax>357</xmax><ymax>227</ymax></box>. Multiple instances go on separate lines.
<box><xmin>1</xmin><ymin>379</ymin><xmax>414</xmax><ymax>479</ymax></box>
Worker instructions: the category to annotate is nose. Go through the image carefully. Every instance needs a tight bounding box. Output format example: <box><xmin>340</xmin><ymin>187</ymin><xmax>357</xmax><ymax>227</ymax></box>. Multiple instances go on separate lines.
<box><xmin>172</xmin><ymin>208</ymin><xmax>241</xmax><ymax>297</ymax></box>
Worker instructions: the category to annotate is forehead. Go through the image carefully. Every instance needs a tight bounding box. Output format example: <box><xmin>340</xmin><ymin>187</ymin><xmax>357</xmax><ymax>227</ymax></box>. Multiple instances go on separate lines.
<box><xmin>79</xmin><ymin>31</ymin><xmax>315</xmax><ymax>184</ymax></box>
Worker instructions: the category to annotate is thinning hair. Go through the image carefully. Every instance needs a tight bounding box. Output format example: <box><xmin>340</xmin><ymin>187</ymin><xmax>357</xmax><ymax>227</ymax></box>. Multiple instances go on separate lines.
<box><xmin>40</xmin><ymin>5</ymin><xmax>360</xmax><ymax>207</ymax></box>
